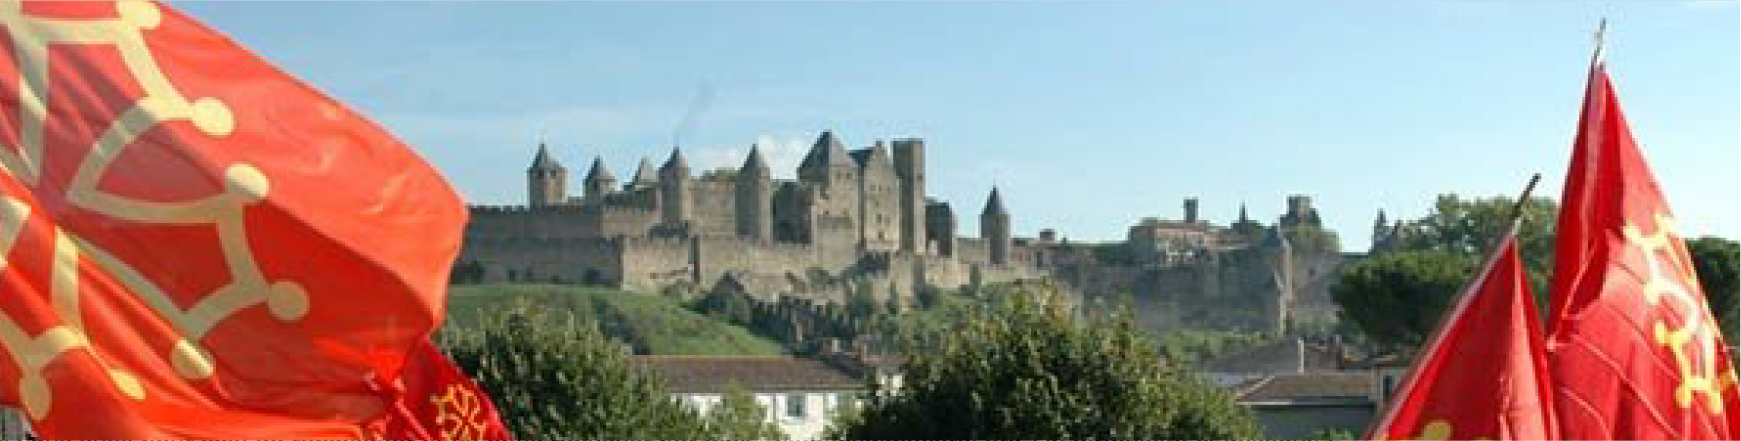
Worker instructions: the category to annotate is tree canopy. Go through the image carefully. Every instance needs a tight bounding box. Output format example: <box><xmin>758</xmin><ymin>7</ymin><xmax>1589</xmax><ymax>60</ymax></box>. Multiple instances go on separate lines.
<box><xmin>1342</xmin><ymin>193</ymin><xmax>1738</xmax><ymax>354</ymax></box>
<box><xmin>1390</xmin><ymin>194</ymin><xmax>1558</xmax><ymax>267</ymax></box>
<box><xmin>1688</xmin><ymin>236</ymin><xmax>1739</xmax><ymax>341</ymax></box>
<box><xmin>440</xmin><ymin>305</ymin><xmax>714</xmax><ymax>439</ymax></box>
<box><xmin>829</xmin><ymin>283</ymin><xmax>1261</xmax><ymax>440</ymax></box>
<box><xmin>1331</xmin><ymin>249</ymin><xmax>1478</xmax><ymax>354</ymax></box>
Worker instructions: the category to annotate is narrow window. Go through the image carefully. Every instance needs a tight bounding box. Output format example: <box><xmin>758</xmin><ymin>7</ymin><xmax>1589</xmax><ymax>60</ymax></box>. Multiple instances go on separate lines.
<box><xmin>786</xmin><ymin>393</ymin><xmax>806</xmax><ymax>418</ymax></box>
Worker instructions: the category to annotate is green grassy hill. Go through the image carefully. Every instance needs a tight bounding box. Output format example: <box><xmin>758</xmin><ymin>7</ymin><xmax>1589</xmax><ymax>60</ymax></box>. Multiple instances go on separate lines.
<box><xmin>443</xmin><ymin>284</ymin><xmax>785</xmax><ymax>356</ymax></box>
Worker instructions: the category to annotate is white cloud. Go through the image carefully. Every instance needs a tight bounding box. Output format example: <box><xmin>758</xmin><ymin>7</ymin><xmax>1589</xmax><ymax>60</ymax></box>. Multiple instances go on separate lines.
<box><xmin>689</xmin><ymin>132</ymin><xmax>814</xmax><ymax>180</ymax></box>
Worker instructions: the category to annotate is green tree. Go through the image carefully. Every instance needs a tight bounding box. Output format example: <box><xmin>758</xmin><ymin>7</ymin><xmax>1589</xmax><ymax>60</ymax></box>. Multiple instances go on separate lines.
<box><xmin>695</xmin><ymin>288</ymin><xmax>755</xmax><ymax>325</ymax></box>
<box><xmin>706</xmin><ymin>383</ymin><xmax>787</xmax><ymax>440</ymax></box>
<box><xmin>914</xmin><ymin>284</ymin><xmax>945</xmax><ymax>310</ymax></box>
<box><xmin>1354</xmin><ymin>194</ymin><xmax>1738</xmax><ymax>354</ymax></box>
<box><xmin>1688</xmin><ymin>236</ymin><xmax>1739</xmax><ymax>341</ymax></box>
<box><xmin>1342</xmin><ymin>194</ymin><xmax>1548</xmax><ymax>355</ymax></box>
<box><xmin>440</xmin><ymin>305</ymin><xmax>714</xmax><ymax>439</ymax></box>
<box><xmin>1156</xmin><ymin>328</ymin><xmax>1273</xmax><ymax>369</ymax></box>
<box><xmin>1394</xmin><ymin>194</ymin><xmax>1557</xmax><ymax>283</ymax></box>
<box><xmin>1331</xmin><ymin>249</ymin><xmax>1478</xmax><ymax>355</ymax></box>
<box><xmin>830</xmin><ymin>284</ymin><xmax>1260</xmax><ymax>440</ymax></box>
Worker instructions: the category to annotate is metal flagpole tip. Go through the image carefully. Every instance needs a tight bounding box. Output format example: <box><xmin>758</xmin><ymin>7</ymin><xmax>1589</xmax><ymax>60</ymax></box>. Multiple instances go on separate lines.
<box><xmin>1593</xmin><ymin>18</ymin><xmax>1609</xmax><ymax>63</ymax></box>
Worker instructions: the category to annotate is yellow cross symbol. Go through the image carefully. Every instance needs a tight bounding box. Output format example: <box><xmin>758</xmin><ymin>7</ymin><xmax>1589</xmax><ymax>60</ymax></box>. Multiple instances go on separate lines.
<box><xmin>430</xmin><ymin>383</ymin><xmax>490</xmax><ymax>439</ymax></box>
<box><xmin>0</xmin><ymin>1</ymin><xmax>308</xmax><ymax>420</ymax></box>
<box><xmin>1623</xmin><ymin>213</ymin><xmax>1739</xmax><ymax>413</ymax></box>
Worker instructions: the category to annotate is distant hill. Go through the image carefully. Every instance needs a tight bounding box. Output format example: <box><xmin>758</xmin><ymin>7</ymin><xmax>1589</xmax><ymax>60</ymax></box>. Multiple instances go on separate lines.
<box><xmin>443</xmin><ymin>284</ymin><xmax>785</xmax><ymax>356</ymax></box>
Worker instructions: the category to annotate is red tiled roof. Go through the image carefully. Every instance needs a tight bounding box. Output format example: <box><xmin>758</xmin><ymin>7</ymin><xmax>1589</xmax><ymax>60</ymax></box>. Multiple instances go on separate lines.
<box><xmin>635</xmin><ymin>355</ymin><xmax>866</xmax><ymax>394</ymax></box>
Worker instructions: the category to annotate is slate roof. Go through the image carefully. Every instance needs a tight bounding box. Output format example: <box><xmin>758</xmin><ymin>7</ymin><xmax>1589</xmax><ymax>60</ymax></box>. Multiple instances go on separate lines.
<box><xmin>636</xmin><ymin>355</ymin><xmax>865</xmax><ymax>394</ymax></box>
<box><xmin>585</xmin><ymin>157</ymin><xmax>615</xmax><ymax>182</ymax></box>
<box><xmin>982</xmin><ymin>187</ymin><xmax>1007</xmax><ymax>217</ymax></box>
<box><xmin>848</xmin><ymin>143</ymin><xmax>891</xmax><ymax>169</ymax></box>
<box><xmin>848</xmin><ymin>149</ymin><xmax>872</xmax><ymax>167</ymax></box>
<box><xmin>662</xmin><ymin>147</ymin><xmax>688</xmax><ymax>171</ymax></box>
<box><xmin>800</xmin><ymin>131</ymin><xmax>853</xmax><ymax>170</ymax></box>
<box><xmin>741</xmin><ymin>144</ymin><xmax>769</xmax><ymax>172</ymax></box>
<box><xmin>529</xmin><ymin>142</ymin><xmax>561</xmax><ymax>170</ymax></box>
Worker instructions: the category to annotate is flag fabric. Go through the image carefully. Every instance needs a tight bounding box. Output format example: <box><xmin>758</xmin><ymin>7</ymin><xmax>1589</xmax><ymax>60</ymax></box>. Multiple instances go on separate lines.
<box><xmin>1366</xmin><ymin>225</ymin><xmax>1557</xmax><ymax>440</ymax></box>
<box><xmin>0</xmin><ymin>1</ymin><xmax>475</xmax><ymax>438</ymax></box>
<box><xmin>369</xmin><ymin>342</ymin><xmax>512</xmax><ymax>440</ymax></box>
<box><xmin>1545</xmin><ymin>54</ymin><xmax>1740</xmax><ymax>439</ymax></box>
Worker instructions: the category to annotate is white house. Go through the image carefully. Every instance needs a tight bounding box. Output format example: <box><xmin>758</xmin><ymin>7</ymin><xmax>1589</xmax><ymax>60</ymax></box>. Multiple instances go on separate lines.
<box><xmin>636</xmin><ymin>355</ymin><xmax>875</xmax><ymax>440</ymax></box>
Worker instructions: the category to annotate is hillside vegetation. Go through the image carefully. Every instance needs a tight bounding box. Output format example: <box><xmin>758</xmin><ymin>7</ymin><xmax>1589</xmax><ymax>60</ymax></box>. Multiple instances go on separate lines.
<box><xmin>444</xmin><ymin>284</ymin><xmax>784</xmax><ymax>356</ymax></box>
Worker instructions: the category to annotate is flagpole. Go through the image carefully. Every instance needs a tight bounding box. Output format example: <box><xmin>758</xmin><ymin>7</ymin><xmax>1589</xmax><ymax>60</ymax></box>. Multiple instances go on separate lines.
<box><xmin>1362</xmin><ymin>173</ymin><xmax>1541</xmax><ymax>439</ymax></box>
<box><xmin>1505</xmin><ymin>173</ymin><xmax>1542</xmax><ymax>227</ymax></box>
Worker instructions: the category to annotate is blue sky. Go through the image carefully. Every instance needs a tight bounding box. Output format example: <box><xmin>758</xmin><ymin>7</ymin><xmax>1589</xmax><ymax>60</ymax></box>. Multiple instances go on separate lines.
<box><xmin>175</xmin><ymin>1</ymin><xmax>1739</xmax><ymax>250</ymax></box>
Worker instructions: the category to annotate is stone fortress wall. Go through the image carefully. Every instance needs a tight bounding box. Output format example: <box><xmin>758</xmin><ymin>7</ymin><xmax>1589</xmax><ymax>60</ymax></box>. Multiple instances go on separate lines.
<box><xmin>459</xmin><ymin>130</ymin><xmax>1348</xmax><ymax>335</ymax></box>
<box><xmin>459</xmin><ymin>131</ymin><xmax>1043</xmax><ymax>307</ymax></box>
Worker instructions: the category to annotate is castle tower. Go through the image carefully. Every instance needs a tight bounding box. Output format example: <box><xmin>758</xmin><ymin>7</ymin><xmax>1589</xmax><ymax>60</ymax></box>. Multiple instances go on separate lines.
<box><xmin>583</xmin><ymin>156</ymin><xmax>617</xmax><ymax>203</ymax></box>
<box><xmin>1184</xmin><ymin>197</ymin><xmax>1200</xmax><ymax>224</ymax></box>
<box><xmin>981</xmin><ymin>186</ymin><xmax>1011</xmax><ymax>265</ymax></box>
<box><xmin>799</xmin><ymin>130</ymin><xmax>857</xmax><ymax>189</ymax></box>
<box><xmin>659</xmin><ymin>148</ymin><xmax>691</xmax><ymax>226</ymax></box>
<box><xmin>926</xmin><ymin>200</ymin><xmax>956</xmax><ymax>257</ymax></box>
<box><xmin>892</xmin><ymin>138</ymin><xmax>928</xmax><ymax>254</ymax></box>
<box><xmin>527</xmin><ymin>141</ymin><xmax>567</xmax><ymax>208</ymax></box>
<box><xmin>1371</xmin><ymin>209</ymin><xmax>1391</xmax><ymax>252</ymax></box>
<box><xmin>855</xmin><ymin>141</ymin><xmax>900</xmax><ymax>251</ymax></box>
<box><xmin>1230</xmin><ymin>202</ymin><xmax>1262</xmax><ymax>239</ymax></box>
<box><xmin>1281</xmin><ymin>195</ymin><xmax>1321</xmax><ymax>228</ymax></box>
<box><xmin>627</xmin><ymin>157</ymin><xmax>658</xmax><ymax>191</ymax></box>
<box><xmin>736</xmin><ymin>144</ymin><xmax>773</xmax><ymax>240</ymax></box>
<box><xmin>798</xmin><ymin>131</ymin><xmax>860</xmax><ymax>249</ymax></box>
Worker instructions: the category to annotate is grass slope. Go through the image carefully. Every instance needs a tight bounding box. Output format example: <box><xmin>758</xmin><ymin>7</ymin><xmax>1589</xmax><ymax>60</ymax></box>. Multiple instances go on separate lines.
<box><xmin>444</xmin><ymin>284</ymin><xmax>785</xmax><ymax>356</ymax></box>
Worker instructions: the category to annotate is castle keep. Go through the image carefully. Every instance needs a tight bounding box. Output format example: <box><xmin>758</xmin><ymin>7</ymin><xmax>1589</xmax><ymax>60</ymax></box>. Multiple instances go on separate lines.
<box><xmin>461</xmin><ymin>131</ymin><xmax>1043</xmax><ymax>302</ymax></box>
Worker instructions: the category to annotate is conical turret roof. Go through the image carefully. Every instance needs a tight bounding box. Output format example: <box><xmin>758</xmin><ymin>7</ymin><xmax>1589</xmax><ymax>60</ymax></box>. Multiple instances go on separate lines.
<box><xmin>661</xmin><ymin>147</ymin><xmax>689</xmax><ymax>171</ymax></box>
<box><xmin>741</xmin><ymin>144</ymin><xmax>769</xmax><ymax>172</ymax></box>
<box><xmin>529</xmin><ymin>142</ymin><xmax>562</xmax><ymax>170</ymax></box>
<box><xmin>800</xmin><ymin>131</ymin><xmax>853</xmax><ymax>170</ymax></box>
<box><xmin>982</xmin><ymin>186</ymin><xmax>1007</xmax><ymax>217</ymax></box>
<box><xmin>585</xmin><ymin>156</ymin><xmax>615</xmax><ymax>182</ymax></box>
<box><xmin>631</xmin><ymin>157</ymin><xmax>658</xmax><ymax>186</ymax></box>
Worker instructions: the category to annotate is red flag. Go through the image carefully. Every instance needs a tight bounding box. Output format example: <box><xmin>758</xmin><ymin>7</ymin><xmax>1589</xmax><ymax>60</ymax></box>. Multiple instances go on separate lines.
<box><xmin>370</xmin><ymin>342</ymin><xmax>512</xmax><ymax>440</ymax></box>
<box><xmin>0</xmin><ymin>1</ymin><xmax>475</xmax><ymax>438</ymax></box>
<box><xmin>1546</xmin><ymin>54</ymin><xmax>1740</xmax><ymax>439</ymax></box>
<box><xmin>1366</xmin><ymin>226</ymin><xmax>1557</xmax><ymax>440</ymax></box>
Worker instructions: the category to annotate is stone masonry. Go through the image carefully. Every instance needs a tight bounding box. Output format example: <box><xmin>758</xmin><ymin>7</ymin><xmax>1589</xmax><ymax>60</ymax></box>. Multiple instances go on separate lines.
<box><xmin>460</xmin><ymin>131</ymin><xmax>1043</xmax><ymax>304</ymax></box>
